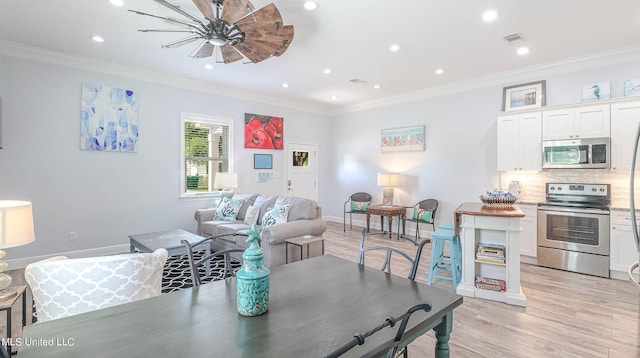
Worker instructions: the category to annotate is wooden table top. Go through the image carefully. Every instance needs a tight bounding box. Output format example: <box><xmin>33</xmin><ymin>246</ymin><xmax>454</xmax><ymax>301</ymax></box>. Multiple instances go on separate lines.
<box><xmin>366</xmin><ymin>205</ymin><xmax>406</xmax><ymax>215</ymax></box>
<box><xmin>19</xmin><ymin>255</ymin><xmax>462</xmax><ymax>358</ymax></box>
<box><xmin>454</xmin><ymin>202</ymin><xmax>525</xmax><ymax>218</ymax></box>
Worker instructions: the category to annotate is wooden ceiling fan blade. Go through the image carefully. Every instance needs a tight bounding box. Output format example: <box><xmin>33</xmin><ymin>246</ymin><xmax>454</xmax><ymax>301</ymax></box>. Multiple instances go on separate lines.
<box><xmin>161</xmin><ymin>36</ymin><xmax>203</xmax><ymax>48</ymax></box>
<box><xmin>191</xmin><ymin>42</ymin><xmax>215</xmax><ymax>58</ymax></box>
<box><xmin>221</xmin><ymin>0</ymin><xmax>254</xmax><ymax>24</ymax></box>
<box><xmin>235</xmin><ymin>3</ymin><xmax>282</xmax><ymax>33</ymax></box>
<box><xmin>243</xmin><ymin>25</ymin><xmax>293</xmax><ymax>46</ymax></box>
<box><xmin>220</xmin><ymin>44</ymin><xmax>244</xmax><ymax>63</ymax></box>
<box><xmin>234</xmin><ymin>42</ymin><xmax>270</xmax><ymax>63</ymax></box>
<box><xmin>192</xmin><ymin>0</ymin><xmax>215</xmax><ymax>21</ymax></box>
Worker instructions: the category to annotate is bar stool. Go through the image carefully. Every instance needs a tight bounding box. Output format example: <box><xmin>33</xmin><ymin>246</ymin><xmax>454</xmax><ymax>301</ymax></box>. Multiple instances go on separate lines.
<box><xmin>427</xmin><ymin>224</ymin><xmax>462</xmax><ymax>292</ymax></box>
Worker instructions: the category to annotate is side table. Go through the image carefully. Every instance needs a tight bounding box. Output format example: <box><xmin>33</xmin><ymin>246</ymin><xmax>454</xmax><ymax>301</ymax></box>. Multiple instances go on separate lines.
<box><xmin>0</xmin><ymin>285</ymin><xmax>28</xmax><ymax>355</ymax></box>
<box><xmin>285</xmin><ymin>236</ymin><xmax>325</xmax><ymax>264</ymax></box>
<box><xmin>365</xmin><ymin>205</ymin><xmax>406</xmax><ymax>239</ymax></box>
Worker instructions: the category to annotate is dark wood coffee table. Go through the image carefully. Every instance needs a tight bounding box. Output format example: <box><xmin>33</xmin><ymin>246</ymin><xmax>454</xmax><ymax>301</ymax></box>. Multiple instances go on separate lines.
<box><xmin>366</xmin><ymin>205</ymin><xmax>406</xmax><ymax>239</ymax></box>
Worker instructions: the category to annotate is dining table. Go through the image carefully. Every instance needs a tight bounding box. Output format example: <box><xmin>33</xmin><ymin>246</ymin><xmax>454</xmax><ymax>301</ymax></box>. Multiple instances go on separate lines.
<box><xmin>18</xmin><ymin>255</ymin><xmax>463</xmax><ymax>357</ymax></box>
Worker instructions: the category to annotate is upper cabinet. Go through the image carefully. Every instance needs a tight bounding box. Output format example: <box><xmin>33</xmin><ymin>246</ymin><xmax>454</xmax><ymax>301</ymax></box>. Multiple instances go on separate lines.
<box><xmin>611</xmin><ymin>100</ymin><xmax>640</xmax><ymax>172</ymax></box>
<box><xmin>542</xmin><ymin>104</ymin><xmax>610</xmax><ymax>140</ymax></box>
<box><xmin>497</xmin><ymin>112</ymin><xmax>542</xmax><ymax>171</ymax></box>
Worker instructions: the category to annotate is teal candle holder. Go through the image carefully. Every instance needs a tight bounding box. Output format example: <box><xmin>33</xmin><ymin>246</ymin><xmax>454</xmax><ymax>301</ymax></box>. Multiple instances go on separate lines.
<box><xmin>236</xmin><ymin>224</ymin><xmax>270</xmax><ymax>316</ymax></box>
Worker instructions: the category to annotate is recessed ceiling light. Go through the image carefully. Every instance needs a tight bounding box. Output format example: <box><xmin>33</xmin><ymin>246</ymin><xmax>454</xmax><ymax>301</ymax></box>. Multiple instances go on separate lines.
<box><xmin>517</xmin><ymin>46</ymin><xmax>530</xmax><ymax>55</ymax></box>
<box><xmin>435</xmin><ymin>68</ymin><xmax>445</xmax><ymax>75</ymax></box>
<box><xmin>482</xmin><ymin>10</ymin><xmax>498</xmax><ymax>22</ymax></box>
<box><xmin>303</xmin><ymin>1</ymin><xmax>318</xmax><ymax>10</ymax></box>
<box><xmin>282</xmin><ymin>83</ymin><xmax>289</xmax><ymax>88</ymax></box>
<box><xmin>91</xmin><ymin>35</ymin><xmax>105</xmax><ymax>43</ymax></box>
<box><xmin>109</xmin><ymin>0</ymin><xmax>124</xmax><ymax>6</ymax></box>
<box><xmin>373</xmin><ymin>84</ymin><xmax>381</xmax><ymax>89</ymax></box>
<box><xmin>323</xmin><ymin>68</ymin><xmax>333</xmax><ymax>75</ymax></box>
<box><xmin>389</xmin><ymin>44</ymin><xmax>401</xmax><ymax>52</ymax></box>
<box><xmin>331</xmin><ymin>95</ymin><xmax>339</xmax><ymax>100</ymax></box>
<box><xmin>204</xmin><ymin>64</ymin><xmax>213</xmax><ymax>70</ymax></box>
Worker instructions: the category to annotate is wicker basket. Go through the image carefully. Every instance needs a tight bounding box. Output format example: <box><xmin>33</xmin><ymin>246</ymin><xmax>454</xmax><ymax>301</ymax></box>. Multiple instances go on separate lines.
<box><xmin>479</xmin><ymin>195</ymin><xmax>517</xmax><ymax>207</ymax></box>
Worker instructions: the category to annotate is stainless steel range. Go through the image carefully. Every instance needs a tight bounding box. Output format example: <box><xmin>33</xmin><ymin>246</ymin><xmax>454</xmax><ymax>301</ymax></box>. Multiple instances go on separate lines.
<box><xmin>537</xmin><ymin>183</ymin><xmax>610</xmax><ymax>278</ymax></box>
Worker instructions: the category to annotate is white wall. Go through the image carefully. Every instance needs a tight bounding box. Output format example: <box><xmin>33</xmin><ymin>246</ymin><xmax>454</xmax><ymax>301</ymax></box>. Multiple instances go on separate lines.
<box><xmin>0</xmin><ymin>55</ymin><xmax>329</xmax><ymax>264</ymax></box>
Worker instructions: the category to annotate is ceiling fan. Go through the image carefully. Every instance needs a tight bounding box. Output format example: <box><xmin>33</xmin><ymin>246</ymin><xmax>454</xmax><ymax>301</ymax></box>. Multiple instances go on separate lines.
<box><xmin>129</xmin><ymin>0</ymin><xmax>294</xmax><ymax>64</ymax></box>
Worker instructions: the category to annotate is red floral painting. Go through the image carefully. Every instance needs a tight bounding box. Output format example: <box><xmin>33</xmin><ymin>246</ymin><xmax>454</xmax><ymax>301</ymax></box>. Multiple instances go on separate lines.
<box><xmin>244</xmin><ymin>113</ymin><xmax>284</xmax><ymax>150</ymax></box>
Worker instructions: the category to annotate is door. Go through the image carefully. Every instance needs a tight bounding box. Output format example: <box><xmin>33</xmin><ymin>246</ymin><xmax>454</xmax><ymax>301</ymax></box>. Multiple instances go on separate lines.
<box><xmin>285</xmin><ymin>142</ymin><xmax>317</xmax><ymax>201</ymax></box>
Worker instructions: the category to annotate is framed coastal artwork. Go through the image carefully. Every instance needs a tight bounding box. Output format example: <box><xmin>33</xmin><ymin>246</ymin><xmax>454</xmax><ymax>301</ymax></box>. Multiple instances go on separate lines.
<box><xmin>502</xmin><ymin>80</ymin><xmax>546</xmax><ymax>112</ymax></box>
<box><xmin>582</xmin><ymin>82</ymin><xmax>610</xmax><ymax>102</ymax></box>
<box><xmin>624</xmin><ymin>79</ymin><xmax>640</xmax><ymax>97</ymax></box>
<box><xmin>80</xmin><ymin>83</ymin><xmax>140</xmax><ymax>152</ymax></box>
<box><xmin>381</xmin><ymin>125</ymin><xmax>425</xmax><ymax>152</ymax></box>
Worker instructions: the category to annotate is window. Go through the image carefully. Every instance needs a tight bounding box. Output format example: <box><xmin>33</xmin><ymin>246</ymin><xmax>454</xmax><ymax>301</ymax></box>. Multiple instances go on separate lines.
<box><xmin>180</xmin><ymin>113</ymin><xmax>233</xmax><ymax>197</ymax></box>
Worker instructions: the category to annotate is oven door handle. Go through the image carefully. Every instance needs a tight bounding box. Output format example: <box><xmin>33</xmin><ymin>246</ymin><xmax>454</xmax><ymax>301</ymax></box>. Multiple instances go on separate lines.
<box><xmin>537</xmin><ymin>205</ymin><xmax>610</xmax><ymax>215</ymax></box>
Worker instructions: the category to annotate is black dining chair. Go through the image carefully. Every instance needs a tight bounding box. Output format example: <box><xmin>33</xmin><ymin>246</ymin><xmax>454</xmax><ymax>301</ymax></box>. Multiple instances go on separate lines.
<box><xmin>181</xmin><ymin>233</ymin><xmax>248</xmax><ymax>286</ymax></box>
<box><xmin>344</xmin><ymin>192</ymin><xmax>373</xmax><ymax>232</ymax></box>
<box><xmin>324</xmin><ymin>302</ymin><xmax>433</xmax><ymax>358</ymax></box>
<box><xmin>402</xmin><ymin>199</ymin><xmax>438</xmax><ymax>242</ymax></box>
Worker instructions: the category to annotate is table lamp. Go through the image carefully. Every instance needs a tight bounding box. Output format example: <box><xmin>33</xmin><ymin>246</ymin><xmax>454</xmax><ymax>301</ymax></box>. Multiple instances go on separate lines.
<box><xmin>214</xmin><ymin>172</ymin><xmax>238</xmax><ymax>200</ymax></box>
<box><xmin>0</xmin><ymin>200</ymin><xmax>35</xmax><ymax>299</ymax></box>
<box><xmin>377</xmin><ymin>173</ymin><xmax>400</xmax><ymax>206</ymax></box>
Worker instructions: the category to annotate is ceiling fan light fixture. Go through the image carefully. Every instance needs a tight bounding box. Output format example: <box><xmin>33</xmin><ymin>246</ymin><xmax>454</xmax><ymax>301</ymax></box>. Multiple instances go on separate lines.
<box><xmin>208</xmin><ymin>35</ymin><xmax>228</xmax><ymax>46</ymax></box>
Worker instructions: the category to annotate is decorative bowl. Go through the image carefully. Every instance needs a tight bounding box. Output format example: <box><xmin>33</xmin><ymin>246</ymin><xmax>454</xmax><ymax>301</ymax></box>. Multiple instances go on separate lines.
<box><xmin>479</xmin><ymin>194</ymin><xmax>517</xmax><ymax>207</ymax></box>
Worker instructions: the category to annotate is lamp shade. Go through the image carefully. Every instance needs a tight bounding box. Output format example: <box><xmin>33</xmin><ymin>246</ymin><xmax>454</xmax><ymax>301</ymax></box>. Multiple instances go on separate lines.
<box><xmin>214</xmin><ymin>172</ymin><xmax>238</xmax><ymax>189</ymax></box>
<box><xmin>0</xmin><ymin>200</ymin><xmax>35</xmax><ymax>249</ymax></box>
<box><xmin>377</xmin><ymin>173</ymin><xmax>400</xmax><ymax>187</ymax></box>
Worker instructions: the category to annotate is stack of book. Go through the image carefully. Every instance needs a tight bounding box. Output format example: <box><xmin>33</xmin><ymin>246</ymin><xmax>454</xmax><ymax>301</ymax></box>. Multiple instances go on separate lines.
<box><xmin>476</xmin><ymin>243</ymin><xmax>505</xmax><ymax>264</ymax></box>
<box><xmin>475</xmin><ymin>276</ymin><xmax>506</xmax><ymax>292</ymax></box>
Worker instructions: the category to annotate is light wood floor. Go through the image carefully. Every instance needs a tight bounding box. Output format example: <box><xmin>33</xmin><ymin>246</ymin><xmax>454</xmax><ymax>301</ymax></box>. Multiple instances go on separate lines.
<box><xmin>326</xmin><ymin>221</ymin><xmax>640</xmax><ymax>358</ymax></box>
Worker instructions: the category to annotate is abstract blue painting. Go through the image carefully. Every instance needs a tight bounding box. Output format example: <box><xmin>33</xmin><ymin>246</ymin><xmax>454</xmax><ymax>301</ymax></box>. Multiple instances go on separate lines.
<box><xmin>81</xmin><ymin>83</ymin><xmax>139</xmax><ymax>152</ymax></box>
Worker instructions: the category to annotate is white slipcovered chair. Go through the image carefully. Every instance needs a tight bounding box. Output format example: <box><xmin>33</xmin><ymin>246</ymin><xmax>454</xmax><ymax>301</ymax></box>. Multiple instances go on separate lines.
<box><xmin>24</xmin><ymin>249</ymin><xmax>168</xmax><ymax>323</ymax></box>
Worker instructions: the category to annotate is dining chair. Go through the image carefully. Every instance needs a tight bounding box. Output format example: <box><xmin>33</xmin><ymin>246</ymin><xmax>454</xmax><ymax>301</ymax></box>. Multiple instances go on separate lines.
<box><xmin>181</xmin><ymin>234</ymin><xmax>247</xmax><ymax>286</ymax></box>
<box><xmin>358</xmin><ymin>230</ymin><xmax>428</xmax><ymax>281</ymax></box>
<box><xmin>402</xmin><ymin>199</ymin><xmax>438</xmax><ymax>242</ymax></box>
<box><xmin>24</xmin><ymin>249</ymin><xmax>168</xmax><ymax>323</ymax></box>
<box><xmin>324</xmin><ymin>302</ymin><xmax>433</xmax><ymax>358</ymax></box>
<box><xmin>0</xmin><ymin>342</ymin><xmax>8</xmax><ymax>358</ymax></box>
<box><xmin>344</xmin><ymin>192</ymin><xmax>373</xmax><ymax>231</ymax></box>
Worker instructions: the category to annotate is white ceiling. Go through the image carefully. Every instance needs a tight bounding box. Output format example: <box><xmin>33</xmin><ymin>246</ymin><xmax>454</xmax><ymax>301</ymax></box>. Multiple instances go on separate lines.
<box><xmin>1</xmin><ymin>0</ymin><xmax>640</xmax><ymax>113</ymax></box>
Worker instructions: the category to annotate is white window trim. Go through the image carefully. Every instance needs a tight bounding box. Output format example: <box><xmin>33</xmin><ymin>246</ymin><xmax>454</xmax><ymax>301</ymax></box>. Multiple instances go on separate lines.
<box><xmin>179</xmin><ymin>112</ymin><xmax>234</xmax><ymax>199</ymax></box>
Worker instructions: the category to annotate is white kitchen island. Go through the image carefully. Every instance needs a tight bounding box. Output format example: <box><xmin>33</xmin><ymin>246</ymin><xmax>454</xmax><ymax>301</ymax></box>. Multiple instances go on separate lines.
<box><xmin>454</xmin><ymin>202</ymin><xmax>527</xmax><ymax>307</ymax></box>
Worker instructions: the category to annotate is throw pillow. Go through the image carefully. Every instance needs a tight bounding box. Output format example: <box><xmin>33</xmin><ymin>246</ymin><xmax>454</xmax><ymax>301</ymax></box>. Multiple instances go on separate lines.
<box><xmin>412</xmin><ymin>208</ymin><xmax>433</xmax><ymax>223</ymax></box>
<box><xmin>243</xmin><ymin>205</ymin><xmax>260</xmax><ymax>226</ymax></box>
<box><xmin>214</xmin><ymin>197</ymin><xmax>245</xmax><ymax>221</ymax></box>
<box><xmin>262</xmin><ymin>205</ymin><xmax>290</xmax><ymax>228</ymax></box>
<box><xmin>350</xmin><ymin>200</ymin><xmax>370</xmax><ymax>212</ymax></box>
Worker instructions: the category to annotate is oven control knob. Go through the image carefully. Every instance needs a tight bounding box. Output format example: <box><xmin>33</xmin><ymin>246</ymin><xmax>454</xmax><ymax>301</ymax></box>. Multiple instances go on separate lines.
<box><xmin>600</xmin><ymin>188</ymin><xmax>605</xmax><ymax>192</ymax></box>
<box><xmin>592</xmin><ymin>188</ymin><xmax>597</xmax><ymax>192</ymax></box>
<box><xmin>550</xmin><ymin>186</ymin><xmax>555</xmax><ymax>191</ymax></box>
<box><xmin>557</xmin><ymin>187</ymin><xmax>562</xmax><ymax>191</ymax></box>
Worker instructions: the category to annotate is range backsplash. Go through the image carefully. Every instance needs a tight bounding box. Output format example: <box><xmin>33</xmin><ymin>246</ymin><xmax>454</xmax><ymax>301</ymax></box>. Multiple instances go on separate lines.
<box><xmin>500</xmin><ymin>169</ymin><xmax>639</xmax><ymax>209</ymax></box>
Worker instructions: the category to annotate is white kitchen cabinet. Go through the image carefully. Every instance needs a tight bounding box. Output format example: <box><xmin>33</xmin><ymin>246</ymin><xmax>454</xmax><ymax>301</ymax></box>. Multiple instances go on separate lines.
<box><xmin>610</xmin><ymin>100</ymin><xmax>640</xmax><ymax>172</ymax></box>
<box><xmin>497</xmin><ymin>112</ymin><xmax>541</xmax><ymax>171</ymax></box>
<box><xmin>610</xmin><ymin>210</ymin><xmax>640</xmax><ymax>274</ymax></box>
<box><xmin>542</xmin><ymin>104</ymin><xmax>610</xmax><ymax>140</ymax></box>
<box><xmin>519</xmin><ymin>204</ymin><xmax>537</xmax><ymax>258</ymax></box>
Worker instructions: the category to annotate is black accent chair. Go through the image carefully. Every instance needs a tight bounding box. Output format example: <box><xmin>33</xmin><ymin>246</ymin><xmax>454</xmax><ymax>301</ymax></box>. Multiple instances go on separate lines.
<box><xmin>181</xmin><ymin>234</ymin><xmax>248</xmax><ymax>286</ymax></box>
<box><xmin>344</xmin><ymin>192</ymin><xmax>373</xmax><ymax>232</ymax></box>
<box><xmin>324</xmin><ymin>302</ymin><xmax>432</xmax><ymax>358</ymax></box>
<box><xmin>402</xmin><ymin>199</ymin><xmax>439</xmax><ymax>242</ymax></box>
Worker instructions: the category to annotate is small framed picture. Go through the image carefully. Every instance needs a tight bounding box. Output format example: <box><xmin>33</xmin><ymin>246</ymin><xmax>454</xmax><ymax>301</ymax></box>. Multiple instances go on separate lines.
<box><xmin>502</xmin><ymin>80</ymin><xmax>546</xmax><ymax>112</ymax></box>
<box><xmin>582</xmin><ymin>82</ymin><xmax>610</xmax><ymax>102</ymax></box>
<box><xmin>254</xmin><ymin>153</ymin><xmax>272</xmax><ymax>169</ymax></box>
<box><xmin>624</xmin><ymin>79</ymin><xmax>640</xmax><ymax>97</ymax></box>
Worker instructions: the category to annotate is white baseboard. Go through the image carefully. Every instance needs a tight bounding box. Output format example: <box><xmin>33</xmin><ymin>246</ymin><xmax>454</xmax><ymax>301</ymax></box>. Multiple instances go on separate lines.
<box><xmin>7</xmin><ymin>244</ymin><xmax>131</xmax><ymax>270</ymax></box>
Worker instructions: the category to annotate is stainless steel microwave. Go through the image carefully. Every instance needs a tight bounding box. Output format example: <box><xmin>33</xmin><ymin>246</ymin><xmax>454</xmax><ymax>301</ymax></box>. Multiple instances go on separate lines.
<box><xmin>542</xmin><ymin>137</ymin><xmax>610</xmax><ymax>169</ymax></box>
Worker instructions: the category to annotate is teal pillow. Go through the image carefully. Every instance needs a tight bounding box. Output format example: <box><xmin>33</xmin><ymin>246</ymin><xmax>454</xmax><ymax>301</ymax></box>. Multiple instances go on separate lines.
<box><xmin>350</xmin><ymin>200</ymin><xmax>370</xmax><ymax>212</ymax></box>
<box><xmin>213</xmin><ymin>197</ymin><xmax>244</xmax><ymax>221</ymax></box>
<box><xmin>412</xmin><ymin>208</ymin><xmax>433</xmax><ymax>223</ymax></box>
<box><xmin>262</xmin><ymin>205</ymin><xmax>290</xmax><ymax>228</ymax></box>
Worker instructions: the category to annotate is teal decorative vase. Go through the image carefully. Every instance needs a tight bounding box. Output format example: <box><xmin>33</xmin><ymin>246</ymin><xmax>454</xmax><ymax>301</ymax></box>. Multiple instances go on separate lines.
<box><xmin>236</xmin><ymin>224</ymin><xmax>270</xmax><ymax>316</ymax></box>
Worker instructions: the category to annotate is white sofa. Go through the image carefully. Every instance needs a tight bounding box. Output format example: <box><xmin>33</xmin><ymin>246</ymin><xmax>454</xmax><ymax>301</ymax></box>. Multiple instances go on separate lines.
<box><xmin>194</xmin><ymin>193</ymin><xmax>327</xmax><ymax>267</ymax></box>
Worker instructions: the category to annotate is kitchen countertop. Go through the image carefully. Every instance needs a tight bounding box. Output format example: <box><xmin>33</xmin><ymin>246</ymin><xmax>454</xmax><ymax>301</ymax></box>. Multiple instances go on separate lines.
<box><xmin>454</xmin><ymin>202</ymin><xmax>525</xmax><ymax>218</ymax></box>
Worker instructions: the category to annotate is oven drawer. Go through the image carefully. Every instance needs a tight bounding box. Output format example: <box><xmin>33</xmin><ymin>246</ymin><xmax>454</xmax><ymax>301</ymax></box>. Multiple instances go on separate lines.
<box><xmin>537</xmin><ymin>246</ymin><xmax>610</xmax><ymax>278</ymax></box>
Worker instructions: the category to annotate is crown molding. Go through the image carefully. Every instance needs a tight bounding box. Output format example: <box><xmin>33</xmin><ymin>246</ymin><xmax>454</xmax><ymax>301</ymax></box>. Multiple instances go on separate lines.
<box><xmin>0</xmin><ymin>39</ymin><xmax>333</xmax><ymax>116</ymax></box>
<box><xmin>333</xmin><ymin>44</ymin><xmax>640</xmax><ymax>115</ymax></box>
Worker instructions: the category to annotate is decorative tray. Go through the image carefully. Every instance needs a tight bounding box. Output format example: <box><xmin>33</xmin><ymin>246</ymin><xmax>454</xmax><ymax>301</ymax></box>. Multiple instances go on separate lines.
<box><xmin>479</xmin><ymin>194</ymin><xmax>517</xmax><ymax>207</ymax></box>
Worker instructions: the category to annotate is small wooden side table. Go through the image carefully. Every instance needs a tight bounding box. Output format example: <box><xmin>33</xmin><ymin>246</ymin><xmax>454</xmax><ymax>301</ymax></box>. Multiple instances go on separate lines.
<box><xmin>0</xmin><ymin>285</ymin><xmax>29</xmax><ymax>355</ymax></box>
<box><xmin>285</xmin><ymin>236</ymin><xmax>325</xmax><ymax>264</ymax></box>
<box><xmin>365</xmin><ymin>205</ymin><xmax>406</xmax><ymax>239</ymax></box>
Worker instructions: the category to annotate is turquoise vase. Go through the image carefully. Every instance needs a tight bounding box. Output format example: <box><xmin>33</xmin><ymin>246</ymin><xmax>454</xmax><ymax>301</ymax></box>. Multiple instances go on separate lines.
<box><xmin>236</xmin><ymin>224</ymin><xmax>270</xmax><ymax>316</ymax></box>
